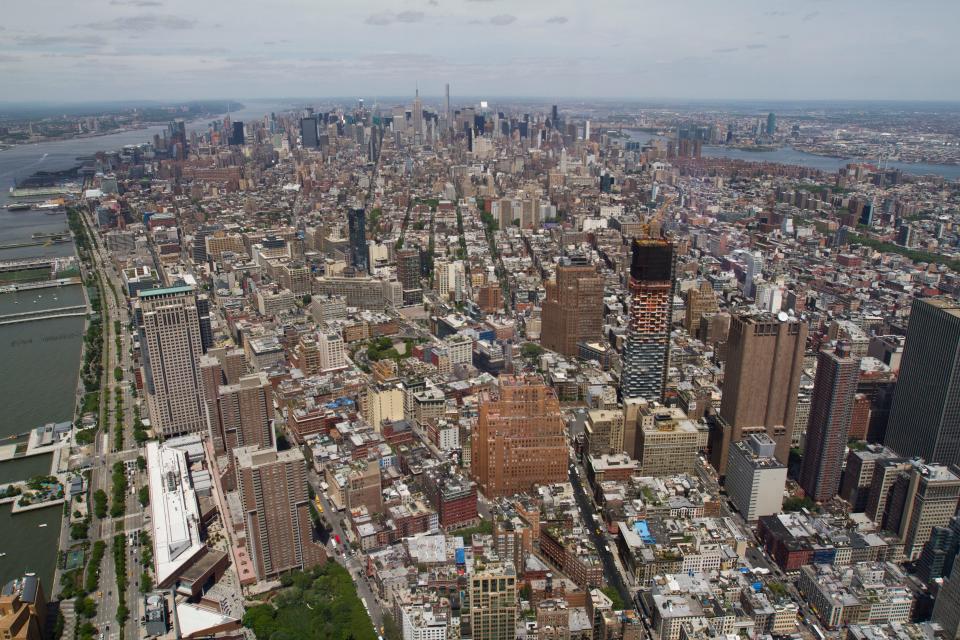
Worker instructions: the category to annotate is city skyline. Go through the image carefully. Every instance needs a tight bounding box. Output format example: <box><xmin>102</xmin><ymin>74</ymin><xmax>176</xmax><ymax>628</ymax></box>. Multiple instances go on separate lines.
<box><xmin>2</xmin><ymin>0</ymin><xmax>960</xmax><ymax>102</ymax></box>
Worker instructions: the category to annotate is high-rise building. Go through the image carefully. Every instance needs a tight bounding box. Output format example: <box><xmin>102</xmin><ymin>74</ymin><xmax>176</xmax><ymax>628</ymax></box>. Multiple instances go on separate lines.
<box><xmin>0</xmin><ymin>575</ymin><xmax>46</xmax><ymax>640</ymax></box>
<box><xmin>348</xmin><ymin>208</ymin><xmax>368</xmax><ymax>272</ymax></box>
<box><xmin>471</xmin><ymin>375</ymin><xmax>567</xmax><ymax>497</ymax></box>
<box><xmin>300</xmin><ymin>117</ymin><xmax>318</xmax><ymax>148</ymax></box>
<box><xmin>541</xmin><ymin>256</ymin><xmax>604</xmax><ymax>357</ymax></box>
<box><xmin>882</xmin><ymin>461</ymin><xmax>960</xmax><ymax>560</ymax></box>
<box><xmin>318</xmin><ymin>331</ymin><xmax>346</xmax><ymax>372</ymax></box>
<box><xmin>684</xmin><ymin>281</ymin><xmax>719</xmax><ymax>334</ymax></box>
<box><xmin>840</xmin><ymin>444</ymin><xmax>899</xmax><ymax>513</ymax></box>
<box><xmin>766</xmin><ymin>112</ymin><xmax>776</xmax><ymax>136</ymax></box>
<box><xmin>138</xmin><ymin>286</ymin><xmax>206</xmax><ymax>438</ymax></box>
<box><xmin>620</xmin><ymin>239</ymin><xmax>675</xmax><ymax>402</ymax></box>
<box><xmin>444</xmin><ymin>83</ymin><xmax>451</xmax><ymax>131</ymax></box>
<box><xmin>885</xmin><ymin>299</ymin><xmax>960</xmax><ymax>466</ymax></box>
<box><xmin>467</xmin><ymin>563</ymin><xmax>517</xmax><ymax>640</ymax></box>
<box><xmin>585</xmin><ymin>409</ymin><xmax>625</xmax><ymax>456</ymax></box>
<box><xmin>230</xmin><ymin>121</ymin><xmax>245</xmax><ymax>146</ymax></box>
<box><xmin>412</xmin><ymin>87</ymin><xmax>423</xmax><ymax>139</ymax></box>
<box><xmin>234</xmin><ymin>445</ymin><xmax>325</xmax><ymax>581</ymax></box>
<box><xmin>216</xmin><ymin>372</ymin><xmax>274</xmax><ymax>455</ymax></box>
<box><xmin>713</xmin><ymin>311</ymin><xmax>807</xmax><ymax>473</ymax></box>
<box><xmin>933</xmin><ymin>558</ymin><xmax>960</xmax><ymax>638</ymax></box>
<box><xmin>800</xmin><ymin>343</ymin><xmax>860</xmax><ymax>502</ymax></box>
<box><xmin>726</xmin><ymin>433</ymin><xmax>787</xmax><ymax>521</ymax></box>
<box><xmin>396</xmin><ymin>247</ymin><xmax>422</xmax><ymax>305</ymax></box>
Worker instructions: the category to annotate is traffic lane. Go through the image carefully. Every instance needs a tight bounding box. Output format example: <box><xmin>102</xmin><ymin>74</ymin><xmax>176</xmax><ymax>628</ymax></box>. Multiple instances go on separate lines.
<box><xmin>567</xmin><ymin>465</ymin><xmax>630</xmax><ymax>604</ymax></box>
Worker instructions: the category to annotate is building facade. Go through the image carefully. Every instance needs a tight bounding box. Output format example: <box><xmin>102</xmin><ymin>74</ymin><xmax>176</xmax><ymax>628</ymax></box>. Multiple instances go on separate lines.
<box><xmin>471</xmin><ymin>376</ymin><xmax>567</xmax><ymax>497</ymax></box>
<box><xmin>621</xmin><ymin>239</ymin><xmax>675</xmax><ymax>401</ymax></box>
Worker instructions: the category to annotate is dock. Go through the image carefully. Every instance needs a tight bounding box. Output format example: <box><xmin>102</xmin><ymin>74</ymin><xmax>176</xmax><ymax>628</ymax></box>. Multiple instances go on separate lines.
<box><xmin>0</xmin><ymin>304</ymin><xmax>88</xmax><ymax>326</ymax></box>
<box><xmin>0</xmin><ymin>277</ymin><xmax>82</xmax><ymax>294</ymax></box>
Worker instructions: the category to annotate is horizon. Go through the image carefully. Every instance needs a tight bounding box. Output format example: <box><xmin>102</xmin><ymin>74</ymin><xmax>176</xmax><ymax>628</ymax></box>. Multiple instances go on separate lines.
<box><xmin>2</xmin><ymin>0</ymin><xmax>958</xmax><ymax>102</ymax></box>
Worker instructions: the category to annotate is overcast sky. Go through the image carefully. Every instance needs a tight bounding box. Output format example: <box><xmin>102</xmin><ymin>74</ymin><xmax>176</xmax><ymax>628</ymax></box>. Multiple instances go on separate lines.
<box><xmin>1</xmin><ymin>0</ymin><xmax>958</xmax><ymax>103</ymax></box>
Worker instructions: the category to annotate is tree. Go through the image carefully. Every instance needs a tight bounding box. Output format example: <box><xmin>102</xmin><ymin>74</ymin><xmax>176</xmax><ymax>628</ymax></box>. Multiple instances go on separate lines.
<box><xmin>602</xmin><ymin>586</ymin><xmax>625</xmax><ymax>610</ymax></box>
<box><xmin>136</xmin><ymin>455</ymin><xmax>146</xmax><ymax>471</ymax></box>
<box><xmin>382</xmin><ymin>613</ymin><xmax>402</xmax><ymax>640</ymax></box>
<box><xmin>93</xmin><ymin>489</ymin><xmax>108</xmax><ymax>518</ymax></box>
<box><xmin>140</xmin><ymin>572</ymin><xmax>153</xmax><ymax>593</ymax></box>
<box><xmin>138</xmin><ymin>486</ymin><xmax>149</xmax><ymax>507</ymax></box>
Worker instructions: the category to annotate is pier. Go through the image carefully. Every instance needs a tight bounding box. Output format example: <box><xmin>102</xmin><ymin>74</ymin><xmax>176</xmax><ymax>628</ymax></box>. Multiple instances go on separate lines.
<box><xmin>0</xmin><ymin>276</ymin><xmax>83</xmax><ymax>294</ymax></box>
<box><xmin>0</xmin><ymin>305</ymin><xmax>88</xmax><ymax>325</ymax></box>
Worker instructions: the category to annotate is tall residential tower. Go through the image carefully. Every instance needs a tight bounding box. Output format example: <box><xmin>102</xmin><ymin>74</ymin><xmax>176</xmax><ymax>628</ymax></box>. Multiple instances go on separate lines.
<box><xmin>620</xmin><ymin>238</ymin><xmax>675</xmax><ymax>402</ymax></box>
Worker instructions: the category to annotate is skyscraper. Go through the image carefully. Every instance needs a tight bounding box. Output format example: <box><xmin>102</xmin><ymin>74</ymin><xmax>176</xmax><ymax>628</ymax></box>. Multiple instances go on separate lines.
<box><xmin>540</xmin><ymin>256</ymin><xmax>604</xmax><ymax>356</ymax></box>
<box><xmin>348</xmin><ymin>208</ymin><xmax>368</xmax><ymax>272</ymax></box>
<box><xmin>138</xmin><ymin>286</ymin><xmax>206</xmax><ymax>437</ymax></box>
<box><xmin>234</xmin><ymin>445</ymin><xmax>326</xmax><ymax>581</ymax></box>
<box><xmin>713</xmin><ymin>311</ymin><xmax>807</xmax><ymax>473</ymax></box>
<box><xmin>885</xmin><ymin>298</ymin><xmax>960</xmax><ymax>466</ymax></box>
<box><xmin>300</xmin><ymin>117</ymin><xmax>318</xmax><ymax>148</ymax></box>
<box><xmin>216</xmin><ymin>372</ymin><xmax>275</xmax><ymax>455</ymax></box>
<box><xmin>230</xmin><ymin>121</ymin><xmax>245</xmax><ymax>146</ymax></box>
<box><xmin>471</xmin><ymin>375</ymin><xmax>567</xmax><ymax>497</ymax></box>
<box><xmin>396</xmin><ymin>246</ymin><xmax>422</xmax><ymax>306</ymax></box>
<box><xmin>412</xmin><ymin>87</ymin><xmax>423</xmax><ymax>139</ymax></box>
<box><xmin>620</xmin><ymin>238</ymin><xmax>675</xmax><ymax>402</ymax></box>
<box><xmin>799</xmin><ymin>343</ymin><xmax>860</xmax><ymax>502</ymax></box>
<box><xmin>444</xmin><ymin>83</ymin><xmax>451</xmax><ymax>131</ymax></box>
<box><xmin>766</xmin><ymin>112</ymin><xmax>776</xmax><ymax>135</ymax></box>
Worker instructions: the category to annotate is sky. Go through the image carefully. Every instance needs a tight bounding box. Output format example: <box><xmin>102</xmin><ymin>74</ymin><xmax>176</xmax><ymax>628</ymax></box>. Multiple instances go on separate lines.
<box><xmin>1</xmin><ymin>0</ymin><xmax>959</xmax><ymax>103</ymax></box>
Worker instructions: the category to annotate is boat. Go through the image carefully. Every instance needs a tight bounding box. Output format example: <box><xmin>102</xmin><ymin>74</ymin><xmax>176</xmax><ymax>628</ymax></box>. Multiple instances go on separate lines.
<box><xmin>0</xmin><ymin>553</ymin><xmax>6</xmax><ymax>557</ymax></box>
<box><xmin>38</xmin><ymin>524</ymin><xmax>47</xmax><ymax>528</ymax></box>
<box><xmin>4</xmin><ymin>203</ymin><xmax>32</xmax><ymax>212</ymax></box>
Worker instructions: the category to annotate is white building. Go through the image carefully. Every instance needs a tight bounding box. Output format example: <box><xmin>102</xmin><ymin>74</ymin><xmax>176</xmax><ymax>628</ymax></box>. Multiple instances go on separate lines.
<box><xmin>401</xmin><ymin>604</ymin><xmax>447</xmax><ymax>640</ymax></box>
<box><xmin>318</xmin><ymin>331</ymin><xmax>347</xmax><ymax>372</ymax></box>
<box><xmin>725</xmin><ymin>433</ymin><xmax>787</xmax><ymax>521</ymax></box>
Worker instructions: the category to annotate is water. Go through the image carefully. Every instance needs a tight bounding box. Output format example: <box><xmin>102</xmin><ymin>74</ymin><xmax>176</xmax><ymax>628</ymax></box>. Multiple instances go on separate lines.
<box><xmin>701</xmin><ymin>145</ymin><xmax>960</xmax><ymax>181</ymax></box>
<box><xmin>0</xmin><ymin>100</ymin><xmax>294</xmax><ymax>208</ymax></box>
<box><xmin>0</xmin><ymin>99</ymin><xmax>290</xmax><ymax>595</ymax></box>
<box><xmin>624</xmin><ymin>128</ymin><xmax>960</xmax><ymax>180</ymax></box>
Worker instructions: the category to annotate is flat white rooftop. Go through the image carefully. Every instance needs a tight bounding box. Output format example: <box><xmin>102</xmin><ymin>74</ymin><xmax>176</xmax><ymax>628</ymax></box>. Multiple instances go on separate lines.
<box><xmin>147</xmin><ymin>440</ymin><xmax>206</xmax><ymax>587</ymax></box>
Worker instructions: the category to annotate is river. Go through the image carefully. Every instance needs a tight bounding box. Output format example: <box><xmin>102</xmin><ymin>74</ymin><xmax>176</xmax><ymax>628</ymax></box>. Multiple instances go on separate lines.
<box><xmin>0</xmin><ymin>100</ymin><xmax>295</xmax><ymax>208</ymax></box>
<box><xmin>0</xmin><ymin>99</ymin><xmax>292</xmax><ymax>594</ymax></box>
<box><xmin>625</xmin><ymin>129</ymin><xmax>960</xmax><ymax>180</ymax></box>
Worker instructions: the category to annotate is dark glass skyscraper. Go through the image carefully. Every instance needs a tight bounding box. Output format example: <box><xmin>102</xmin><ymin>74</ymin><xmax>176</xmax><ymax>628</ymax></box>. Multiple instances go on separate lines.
<box><xmin>885</xmin><ymin>298</ymin><xmax>960</xmax><ymax>465</ymax></box>
<box><xmin>300</xmin><ymin>117</ymin><xmax>318</xmax><ymax>148</ymax></box>
<box><xmin>348</xmin><ymin>208</ymin><xmax>367</xmax><ymax>272</ymax></box>
<box><xmin>230</xmin><ymin>121</ymin><xmax>245</xmax><ymax>145</ymax></box>
<box><xmin>620</xmin><ymin>239</ymin><xmax>675</xmax><ymax>402</ymax></box>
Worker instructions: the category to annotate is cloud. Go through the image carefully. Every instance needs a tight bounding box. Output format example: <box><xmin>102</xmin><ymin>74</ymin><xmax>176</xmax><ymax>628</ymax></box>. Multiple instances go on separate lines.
<box><xmin>109</xmin><ymin>0</ymin><xmax>163</xmax><ymax>6</ymax></box>
<box><xmin>365</xmin><ymin>11</ymin><xmax>424</xmax><ymax>25</ymax></box>
<box><xmin>545</xmin><ymin>16</ymin><xmax>568</xmax><ymax>24</ymax></box>
<box><xmin>745</xmin><ymin>43</ymin><xmax>767</xmax><ymax>50</ymax></box>
<box><xmin>490</xmin><ymin>14</ymin><xmax>516</xmax><ymax>25</ymax></box>
<box><xmin>762</xmin><ymin>10</ymin><xmax>788</xmax><ymax>17</ymax></box>
<box><xmin>802</xmin><ymin>11</ymin><xmax>820</xmax><ymax>21</ymax></box>
<box><xmin>11</xmin><ymin>34</ymin><xmax>107</xmax><ymax>48</ymax></box>
<box><xmin>84</xmin><ymin>14</ymin><xmax>196</xmax><ymax>30</ymax></box>
<box><xmin>713</xmin><ymin>47</ymin><xmax>739</xmax><ymax>54</ymax></box>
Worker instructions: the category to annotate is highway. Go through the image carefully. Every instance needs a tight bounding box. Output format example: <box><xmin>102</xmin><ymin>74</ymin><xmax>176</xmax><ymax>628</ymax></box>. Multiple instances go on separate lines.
<box><xmin>72</xmin><ymin>205</ymin><xmax>144</xmax><ymax>640</ymax></box>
